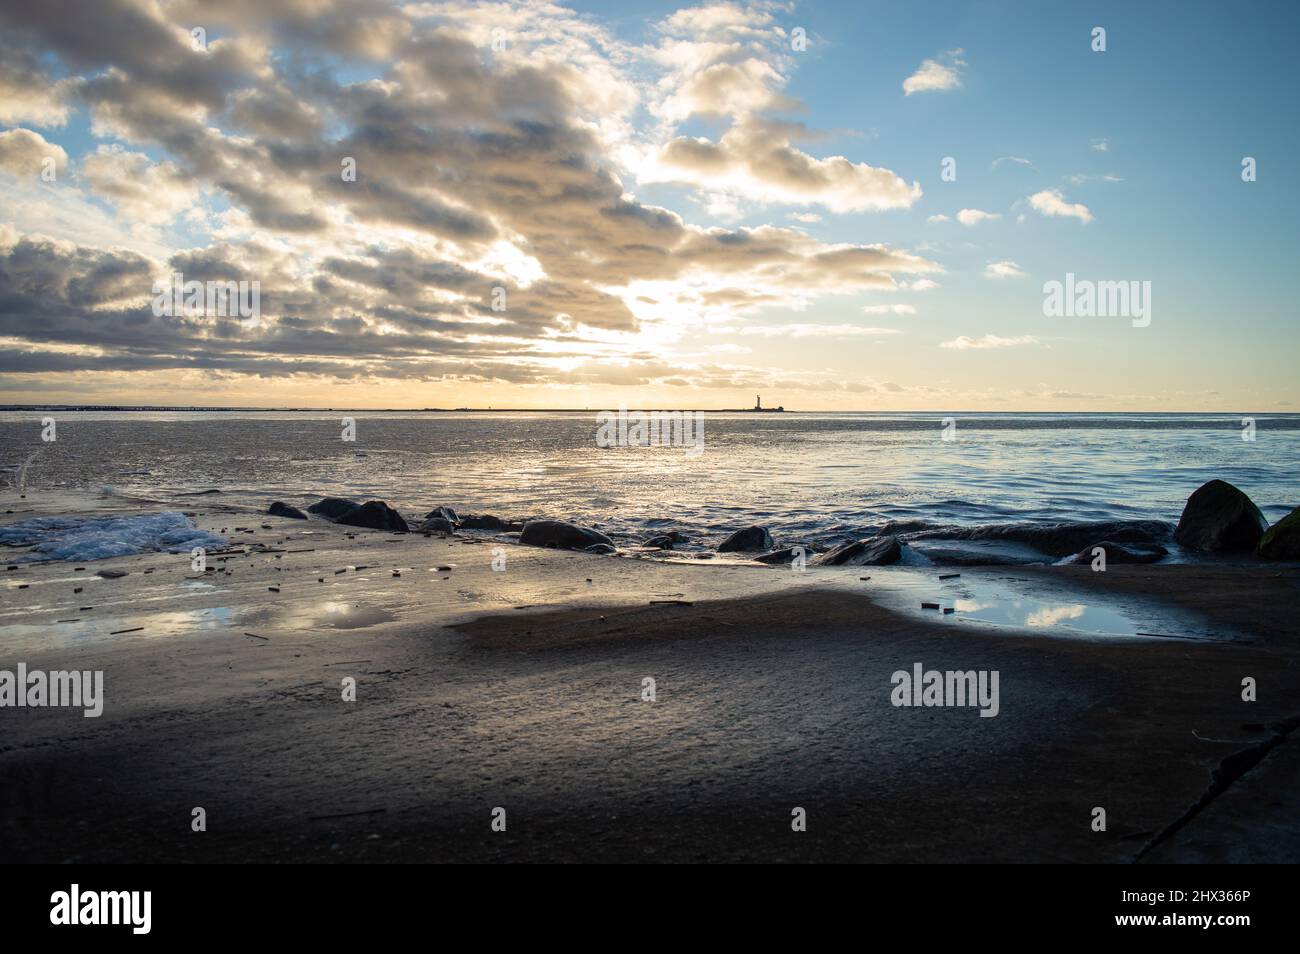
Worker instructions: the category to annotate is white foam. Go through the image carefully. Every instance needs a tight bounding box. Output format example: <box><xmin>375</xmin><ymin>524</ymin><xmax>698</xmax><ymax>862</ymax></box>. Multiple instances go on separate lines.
<box><xmin>0</xmin><ymin>512</ymin><xmax>226</xmax><ymax>562</ymax></box>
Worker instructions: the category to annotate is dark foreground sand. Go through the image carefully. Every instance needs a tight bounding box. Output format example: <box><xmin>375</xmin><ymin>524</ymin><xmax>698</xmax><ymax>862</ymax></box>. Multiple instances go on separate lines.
<box><xmin>1</xmin><ymin>493</ymin><xmax>1298</xmax><ymax>863</ymax></box>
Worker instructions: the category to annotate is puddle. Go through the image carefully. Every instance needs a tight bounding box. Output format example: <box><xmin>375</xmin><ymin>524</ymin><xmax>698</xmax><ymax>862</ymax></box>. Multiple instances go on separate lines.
<box><xmin>824</xmin><ymin>567</ymin><xmax>1224</xmax><ymax>640</ymax></box>
<box><xmin>0</xmin><ymin>600</ymin><xmax>398</xmax><ymax>645</ymax></box>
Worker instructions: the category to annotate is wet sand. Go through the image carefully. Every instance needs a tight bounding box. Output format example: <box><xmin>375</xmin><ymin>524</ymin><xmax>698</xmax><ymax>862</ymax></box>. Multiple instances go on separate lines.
<box><xmin>1</xmin><ymin>491</ymin><xmax>1298</xmax><ymax>863</ymax></box>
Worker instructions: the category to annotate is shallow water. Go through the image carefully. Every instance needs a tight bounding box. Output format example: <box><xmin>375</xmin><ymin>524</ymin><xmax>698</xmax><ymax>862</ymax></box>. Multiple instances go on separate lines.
<box><xmin>2</xmin><ymin>411</ymin><xmax>1297</xmax><ymax>554</ymax></box>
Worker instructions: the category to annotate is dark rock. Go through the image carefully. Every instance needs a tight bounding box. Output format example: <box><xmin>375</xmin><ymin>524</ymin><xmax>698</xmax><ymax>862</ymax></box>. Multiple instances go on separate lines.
<box><xmin>1174</xmin><ymin>480</ymin><xmax>1268</xmax><ymax>552</ymax></box>
<box><xmin>1258</xmin><ymin>506</ymin><xmax>1300</xmax><ymax>560</ymax></box>
<box><xmin>336</xmin><ymin>500</ymin><xmax>409</xmax><ymax>532</ymax></box>
<box><xmin>419</xmin><ymin>517</ymin><xmax>457</xmax><ymax>533</ymax></box>
<box><xmin>459</xmin><ymin>514</ymin><xmax>513</xmax><ymax>530</ymax></box>
<box><xmin>754</xmin><ymin>546</ymin><xmax>815</xmax><ymax>565</ymax></box>
<box><xmin>425</xmin><ymin>506</ymin><xmax>459</xmax><ymax>524</ymax></box>
<box><xmin>717</xmin><ymin>526</ymin><xmax>774</xmax><ymax>552</ymax></box>
<box><xmin>307</xmin><ymin>497</ymin><xmax>358</xmax><ymax>519</ymax></box>
<box><xmin>814</xmin><ymin>535</ymin><xmax>902</xmax><ymax>566</ymax></box>
<box><xmin>583</xmin><ymin>543</ymin><xmax>618</xmax><ymax>554</ymax></box>
<box><xmin>519</xmin><ymin>520</ymin><xmax>613</xmax><ymax>550</ymax></box>
<box><xmin>906</xmin><ymin>519</ymin><xmax>1170</xmax><ymax>558</ymax></box>
<box><xmin>1068</xmin><ymin>541</ymin><xmax>1168</xmax><ymax>565</ymax></box>
<box><xmin>268</xmin><ymin>501</ymin><xmax>308</xmax><ymax>520</ymax></box>
<box><xmin>643</xmin><ymin>534</ymin><xmax>677</xmax><ymax>549</ymax></box>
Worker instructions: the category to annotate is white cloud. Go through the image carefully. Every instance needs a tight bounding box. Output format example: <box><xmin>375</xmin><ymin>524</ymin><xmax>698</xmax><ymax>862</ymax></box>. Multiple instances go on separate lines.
<box><xmin>740</xmin><ymin>323</ymin><xmax>902</xmax><ymax>337</ymax></box>
<box><xmin>927</xmin><ymin>213</ymin><xmax>950</xmax><ymax>223</ymax></box>
<box><xmin>0</xmin><ymin>128</ymin><xmax>67</xmax><ymax>177</ymax></box>
<box><xmin>788</xmin><ymin>211</ymin><xmax>822</xmax><ymax>223</ymax></box>
<box><xmin>1091</xmin><ymin>138</ymin><xmax>1110</xmax><ymax>152</ymax></box>
<box><xmin>862</xmin><ymin>304</ymin><xmax>917</xmax><ymax>315</ymax></box>
<box><xmin>1028</xmin><ymin>189</ymin><xmax>1094</xmax><ymax>223</ymax></box>
<box><xmin>983</xmin><ymin>260</ymin><xmax>1025</xmax><ymax>279</ymax></box>
<box><xmin>903</xmin><ymin>49</ymin><xmax>966</xmax><ymax>95</ymax></box>
<box><xmin>940</xmin><ymin>334</ymin><xmax>1041</xmax><ymax>350</ymax></box>
<box><xmin>957</xmin><ymin>208</ymin><xmax>1000</xmax><ymax>226</ymax></box>
<box><xmin>992</xmin><ymin>156</ymin><xmax>1033</xmax><ymax>170</ymax></box>
<box><xmin>904</xmin><ymin>278</ymin><xmax>940</xmax><ymax>291</ymax></box>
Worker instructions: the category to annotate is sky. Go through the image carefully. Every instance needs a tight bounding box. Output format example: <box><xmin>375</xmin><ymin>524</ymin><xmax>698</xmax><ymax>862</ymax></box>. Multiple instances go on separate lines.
<box><xmin>0</xmin><ymin>0</ymin><xmax>1296</xmax><ymax>411</ymax></box>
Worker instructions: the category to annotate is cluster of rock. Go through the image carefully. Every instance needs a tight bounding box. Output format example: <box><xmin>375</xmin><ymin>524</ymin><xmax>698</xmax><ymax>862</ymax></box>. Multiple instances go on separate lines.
<box><xmin>263</xmin><ymin>479</ymin><xmax>1298</xmax><ymax>564</ymax></box>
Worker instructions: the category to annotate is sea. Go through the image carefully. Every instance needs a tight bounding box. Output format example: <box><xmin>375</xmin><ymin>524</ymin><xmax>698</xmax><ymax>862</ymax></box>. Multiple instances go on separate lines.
<box><xmin>2</xmin><ymin>410</ymin><xmax>1297</xmax><ymax>558</ymax></box>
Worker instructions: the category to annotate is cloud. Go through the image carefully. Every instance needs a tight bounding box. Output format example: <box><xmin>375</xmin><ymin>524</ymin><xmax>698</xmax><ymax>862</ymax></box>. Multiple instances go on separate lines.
<box><xmin>940</xmin><ymin>334</ymin><xmax>1041</xmax><ymax>350</ymax></box>
<box><xmin>904</xmin><ymin>278</ymin><xmax>940</xmax><ymax>291</ymax></box>
<box><xmin>0</xmin><ymin>128</ymin><xmax>68</xmax><ymax>177</ymax></box>
<box><xmin>649</xmin><ymin>119</ymin><xmax>922</xmax><ymax>212</ymax></box>
<box><xmin>983</xmin><ymin>261</ymin><xmax>1025</xmax><ymax>279</ymax></box>
<box><xmin>992</xmin><ymin>156</ymin><xmax>1033</xmax><ymax>170</ymax></box>
<box><xmin>81</xmin><ymin>145</ymin><xmax>202</xmax><ymax>225</ymax></box>
<box><xmin>862</xmin><ymin>304</ymin><xmax>916</xmax><ymax>315</ymax></box>
<box><xmin>903</xmin><ymin>49</ymin><xmax>966</xmax><ymax>95</ymax></box>
<box><xmin>1028</xmin><ymin>189</ymin><xmax>1094</xmax><ymax>223</ymax></box>
<box><xmin>1090</xmin><ymin>138</ymin><xmax>1110</xmax><ymax>152</ymax></box>
<box><xmin>788</xmin><ymin>211</ymin><xmax>822</xmax><ymax>223</ymax></box>
<box><xmin>927</xmin><ymin>213</ymin><xmax>950</xmax><ymax>223</ymax></box>
<box><xmin>957</xmin><ymin>208</ymin><xmax>999</xmax><ymax>226</ymax></box>
<box><xmin>739</xmin><ymin>323</ymin><xmax>902</xmax><ymax>338</ymax></box>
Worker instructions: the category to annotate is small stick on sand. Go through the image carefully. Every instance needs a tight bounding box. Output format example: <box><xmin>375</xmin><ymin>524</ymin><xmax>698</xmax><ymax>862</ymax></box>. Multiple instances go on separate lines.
<box><xmin>650</xmin><ymin>599</ymin><xmax>694</xmax><ymax>606</ymax></box>
<box><xmin>243</xmin><ymin>631</ymin><xmax>270</xmax><ymax>641</ymax></box>
<box><xmin>109</xmin><ymin>627</ymin><xmax>144</xmax><ymax>635</ymax></box>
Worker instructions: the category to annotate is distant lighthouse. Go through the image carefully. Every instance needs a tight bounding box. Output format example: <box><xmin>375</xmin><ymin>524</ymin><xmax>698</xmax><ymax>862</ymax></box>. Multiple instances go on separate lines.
<box><xmin>755</xmin><ymin>394</ymin><xmax>761</xmax><ymax>410</ymax></box>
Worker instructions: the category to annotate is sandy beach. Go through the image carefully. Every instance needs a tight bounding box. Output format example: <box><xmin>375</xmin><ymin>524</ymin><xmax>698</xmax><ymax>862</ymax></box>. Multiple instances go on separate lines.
<box><xmin>2</xmin><ymin>488</ymin><xmax>1297</xmax><ymax>863</ymax></box>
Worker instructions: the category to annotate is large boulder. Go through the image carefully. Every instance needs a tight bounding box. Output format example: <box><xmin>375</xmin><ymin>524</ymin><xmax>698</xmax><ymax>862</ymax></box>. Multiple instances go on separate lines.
<box><xmin>1259</xmin><ymin>506</ymin><xmax>1300</xmax><ymax>560</ymax></box>
<box><xmin>268</xmin><ymin>501</ymin><xmax>308</xmax><ymax>520</ymax></box>
<box><xmin>1068</xmin><ymin>541</ymin><xmax>1168</xmax><ymax>565</ymax></box>
<box><xmin>814</xmin><ymin>535</ymin><xmax>902</xmax><ymax>566</ymax></box>
<box><xmin>336</xmin><ymin>500</ymin><xmax>409</xmax><ymax>532</ymax></box>
<box><xmin>307</xmin><ymin>497</ymin><xmax>358</xmax><ymax>519</ymax></box>
<box><xmin>717</xmin><ymin>526</ymin><xmax>774</xmax><ymax>552</ymax></box>
<box><xmin>1173</xmin><ymin>480</ymin><xmax>1268</xmax><ymax>552</ymax></box>
<box><xmin>519</xmin><ymin>520</ymin><xmax>613</xmax><ymax>550</ymax></box>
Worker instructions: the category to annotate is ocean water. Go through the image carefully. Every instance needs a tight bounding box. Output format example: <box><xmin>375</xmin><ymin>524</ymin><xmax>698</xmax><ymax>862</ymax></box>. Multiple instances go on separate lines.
<box><xmin>2</xmin><ymin>411</ymin><xmax>1298</xmax><ymax>554</ymax></box>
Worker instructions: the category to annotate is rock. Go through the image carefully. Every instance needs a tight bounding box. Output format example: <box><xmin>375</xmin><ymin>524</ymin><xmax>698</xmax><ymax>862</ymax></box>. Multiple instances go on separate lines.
<box><xmin>425</xmin><ymin>506</ymin><xmax>459</xmax><ymax>524</ymax></box>
<box><xmin>519</xmin><ymin>520</ymin><xmax>613</xmax><ymax>550</ymax></box>
<box><xmin>335</xmin><ymin>501</ymin><xmax>409</xmax><ymax>532</ymax></box>
<box><xmin>419</xmin><ymin>517</ymin><xmax>457</xmax><ymax>533</ymax></box>
<box><xmin>96</xmin><ymin>569</ymin><xmax>129</xmax><ymax>579</ymax></box>
<box><xmin>458</xmin><ymin>514</ymin><xmax>512</xmax><ymax>530</ymax></box>
<box><xmin>643</xmin><ymin>534</ymin><xmax>677</xmax><ymax>550</ymax></box>
<box><xmin>717</xmin><ymin>526</ymin><xmax>774</xmax><ymax>552</ymax></box>
<box><xmin>307</xmin><ymin>497</ymin><xmax>358</xmax><ymax>519</ymax></box>
<box><xmin>754</xmin><ymin>546</ymin><xmax>814</xmax><ymax>565</ymax></box>
<box><xmin>814</xmin><ymin>535</ymin><xmax>902</xmax><ymax>566</ymax></box>
<box><xmin>1258</xmin><ymin>506</ymin><xmax>1300</xmax><ymax>560</ymax></box>
<box><xmin>1173</xmin><ymin>480</ymin><xmax>1268</xmax><ymax>552</ymax></box>
<box><xmin>268</xmin><ymin>501</ymin><xmax>308</xmax><ymax>520</ymax></box>
<box><xmin>583</xmin><ymin>543</ymin><xmax>618</xmax><ymax>554</ymax></box>
<box><xmin>906</xmin><ymin>519</ymin><xmax>1170</xmax><ymax>558</ymax></box>
<box><xmin>1068</xmin><ymin>541</ymin><xmax>1168</xmax><ymax>565</ymax></box>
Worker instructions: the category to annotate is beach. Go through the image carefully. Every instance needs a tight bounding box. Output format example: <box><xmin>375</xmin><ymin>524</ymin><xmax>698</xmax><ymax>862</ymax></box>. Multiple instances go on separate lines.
<box><xmin>2</xmin><ymin>488</ymin><xmax>1297</xmax><ymax>863</ymax></box>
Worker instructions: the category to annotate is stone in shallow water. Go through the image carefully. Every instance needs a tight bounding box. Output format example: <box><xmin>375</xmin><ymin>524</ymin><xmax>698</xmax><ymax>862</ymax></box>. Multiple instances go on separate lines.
<box><xmin>268</xmin><ymin>501</ymin><xmax>307</xmax><ymax>520</ymax></box>
<box><xmin>335</xmin><ymin>501</ymin><xmax>409</xmax><ymax>532</ymax></box>
<box><xmin>814</xmin><ymin>535</ymin><xmax>901</xmax><ymax>566</ymax></box>
<box><xmin>1068</xmin><ymin>541</ymin><xmax>1168</xmax><ymax>565</ymax></box>
<box><xmin>717</xmin><ymin>526</ymin><xmax>774</xmax><ymax>552</ymax></box>
<box><xmin>306</xmin><ymin>497</ymin><xmax>357</xmax><ymax>520</ymax></box>
<box><xmin>519</xmin><ymin>520</ymin><xmax>613</xmax><ymax>550</ymax></box>
<box><xmin>1258</xmin><ymin>506</ymin><xmax>1300</xmax><ymax>560</ymax></box>
<box><xmin>1174</xmin><ymin>479</ymin><xmax>1267</xmax><ymax>553</ymax></box>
